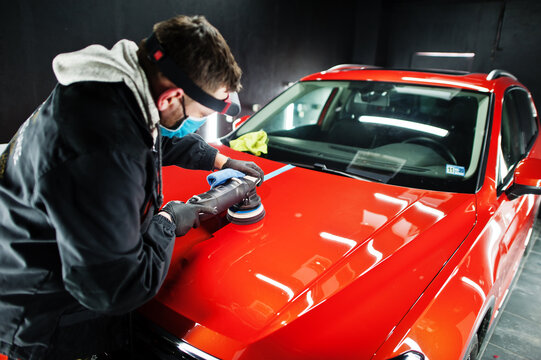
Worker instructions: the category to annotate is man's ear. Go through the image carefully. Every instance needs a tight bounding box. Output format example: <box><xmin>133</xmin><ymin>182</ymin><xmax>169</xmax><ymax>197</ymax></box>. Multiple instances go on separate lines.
<box><xmin>157</xmin><ymin>88</ymin><xmax>184</xmax><ymax>111</ymax></box>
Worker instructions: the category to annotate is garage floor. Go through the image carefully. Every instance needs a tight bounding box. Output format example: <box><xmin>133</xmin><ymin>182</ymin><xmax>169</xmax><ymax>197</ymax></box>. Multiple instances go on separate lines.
<box><xmin>480</xmin><ymin>220</ymin><xmax>541</xmax><ymax>360</ymax></box>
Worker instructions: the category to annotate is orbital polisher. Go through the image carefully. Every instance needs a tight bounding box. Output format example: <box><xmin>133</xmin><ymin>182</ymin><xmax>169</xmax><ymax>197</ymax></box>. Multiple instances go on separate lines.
<box><xmin>187</xmin><ymin>175</ymin><xmax>265</xmax><ymax>225</ymax></box>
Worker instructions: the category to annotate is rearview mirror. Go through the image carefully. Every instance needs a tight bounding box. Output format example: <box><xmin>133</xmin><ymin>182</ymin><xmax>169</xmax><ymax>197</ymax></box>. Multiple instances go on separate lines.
<box><xmin>506</xmin><ymin>157</ymin><xmax>541</xmax><ymax>200</ymax></box>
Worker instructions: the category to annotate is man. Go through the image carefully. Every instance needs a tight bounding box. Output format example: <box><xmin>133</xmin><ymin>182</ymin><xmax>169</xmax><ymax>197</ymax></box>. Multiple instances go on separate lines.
<box><xmin>0</xmin><ymin>15</ymin><xmax>263</xmax><ymax>360</ymax></box>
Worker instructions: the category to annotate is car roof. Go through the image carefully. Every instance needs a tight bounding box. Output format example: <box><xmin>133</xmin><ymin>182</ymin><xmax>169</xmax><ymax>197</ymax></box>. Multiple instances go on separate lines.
<box><xmin>300</xmin><ymin>64</ymin><xmax>523</xmax><ymax>93</ymax></box>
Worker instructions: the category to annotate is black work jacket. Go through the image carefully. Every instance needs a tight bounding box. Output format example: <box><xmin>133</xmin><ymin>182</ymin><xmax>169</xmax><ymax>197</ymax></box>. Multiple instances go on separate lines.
<box><xmin>0</xmin><ymin>81</ymin><xmax>218</xmax><ymax>359</ymax></box>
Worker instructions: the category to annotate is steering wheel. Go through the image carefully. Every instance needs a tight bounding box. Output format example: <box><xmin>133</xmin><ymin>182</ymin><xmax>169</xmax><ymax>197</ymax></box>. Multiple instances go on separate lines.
<box><xmin>402</xmin><ymin>137</ymin><xmax>457</xmax><ymax>165</ymax></box>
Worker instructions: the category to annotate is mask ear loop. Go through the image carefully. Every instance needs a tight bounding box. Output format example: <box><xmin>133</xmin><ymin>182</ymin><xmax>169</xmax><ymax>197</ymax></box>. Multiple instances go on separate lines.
<box><xmin>164</xmin><ymin>95</ymin><xmax>188</xmax><ymax>130</ymax></box>
<box><xmin>158</xmin><ymin>88</ymin><xmax>188</xmax><ymax>130</ymax></box>
<box><xmin>180</xmin><ymin>95</ymin><xmax>188</xmax><ymax>121</ymax></box>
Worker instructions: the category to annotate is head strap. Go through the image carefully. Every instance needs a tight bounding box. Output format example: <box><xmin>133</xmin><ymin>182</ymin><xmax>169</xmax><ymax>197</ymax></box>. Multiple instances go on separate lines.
<box><xmin>145</xmin><ymin>32</ymin><xmax>240</xmax><ymax>116</ymax></box>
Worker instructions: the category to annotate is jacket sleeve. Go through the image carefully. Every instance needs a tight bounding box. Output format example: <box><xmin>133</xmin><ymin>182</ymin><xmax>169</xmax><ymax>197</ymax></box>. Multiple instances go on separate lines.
<box><xmin>38</xmin><ymin>149</ymin><xmax>176</xmax><ymax>314</ymax></box>
<box><xmin>161</xmin><ymin>133</ymin><xmax>218</xmax><ymax>170</ymax></box>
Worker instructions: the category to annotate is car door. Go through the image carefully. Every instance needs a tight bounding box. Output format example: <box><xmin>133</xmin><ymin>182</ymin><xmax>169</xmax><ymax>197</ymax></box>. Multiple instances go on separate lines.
<box><xmin>492</xmin><ymin>87</ymin><xmax>539</xmax><ymax>305</ymax></box>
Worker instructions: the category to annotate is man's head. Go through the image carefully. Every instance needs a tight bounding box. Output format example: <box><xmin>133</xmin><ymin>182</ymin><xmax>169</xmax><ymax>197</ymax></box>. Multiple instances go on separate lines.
<box><xmin>138</xmin><ymin>15</ymin><xmax>242</xmax><ymax>128</ymax></box>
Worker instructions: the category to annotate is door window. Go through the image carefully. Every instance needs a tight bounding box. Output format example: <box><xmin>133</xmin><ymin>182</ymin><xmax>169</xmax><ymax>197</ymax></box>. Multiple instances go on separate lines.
<box><xmin>498</xmin><ymin>88</ymin><xmax>539</xmax><ymax>188</ymax></box>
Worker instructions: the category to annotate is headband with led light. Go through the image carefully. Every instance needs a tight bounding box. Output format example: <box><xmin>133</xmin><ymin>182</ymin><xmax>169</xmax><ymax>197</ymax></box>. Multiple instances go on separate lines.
<box><xmin>145</xmin><ymin>32</ymin><xmax>241</xmax><ymax>117</ymax></box>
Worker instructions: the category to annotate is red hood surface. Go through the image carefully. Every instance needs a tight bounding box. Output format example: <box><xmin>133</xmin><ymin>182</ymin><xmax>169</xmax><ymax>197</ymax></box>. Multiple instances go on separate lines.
<box><xmin>141</xmin><ymin>146</ymin><xmax>476</xmax><ymax>358</ymax></box>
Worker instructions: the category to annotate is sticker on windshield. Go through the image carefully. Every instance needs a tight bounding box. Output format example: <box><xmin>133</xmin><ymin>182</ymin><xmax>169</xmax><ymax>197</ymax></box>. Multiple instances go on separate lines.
<box><xmin>446</xmin><ymin>164</ymin><xmax>465</xmax><ymax>177</ymax></box>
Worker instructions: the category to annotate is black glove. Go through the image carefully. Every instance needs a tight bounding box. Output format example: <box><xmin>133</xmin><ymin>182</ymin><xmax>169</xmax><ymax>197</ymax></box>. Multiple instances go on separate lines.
<box><xmin>222</xmin><ymin>158</ymin><xmax>264</xmax><ymax>184</ymax></box>
<box><xmin>160</xmin><ymin>201</ymin><xmax>217</xmax><ymax>236</ymax></box>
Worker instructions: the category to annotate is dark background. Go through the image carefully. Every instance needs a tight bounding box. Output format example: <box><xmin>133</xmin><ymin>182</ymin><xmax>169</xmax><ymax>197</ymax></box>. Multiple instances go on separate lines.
<box><xmin>1</xmin><ymin>0</ymin><xmax>540</xmax><ymax>143</ymax></box>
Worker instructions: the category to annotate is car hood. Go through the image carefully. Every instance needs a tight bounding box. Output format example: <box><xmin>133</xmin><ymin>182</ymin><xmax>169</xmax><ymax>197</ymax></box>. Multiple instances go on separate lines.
<box><xmin>141</xmin><ymin>146</ymin><xmax>476</xmax><ymax>356</ymax></box>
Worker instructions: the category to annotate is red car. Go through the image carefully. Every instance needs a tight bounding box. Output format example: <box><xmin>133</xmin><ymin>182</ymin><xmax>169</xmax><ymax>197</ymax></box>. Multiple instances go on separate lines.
<box><xmin>136</xmin><ymin>66</ymin><xmax>541</xmax><ymax>360</ymax></box>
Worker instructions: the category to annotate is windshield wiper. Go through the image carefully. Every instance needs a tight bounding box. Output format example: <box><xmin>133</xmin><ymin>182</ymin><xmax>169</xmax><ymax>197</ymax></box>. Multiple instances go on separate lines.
<box><xmin>308</xmin><ymin>163</ymin><xmax>383</xmax><ymax>183</ymax></box>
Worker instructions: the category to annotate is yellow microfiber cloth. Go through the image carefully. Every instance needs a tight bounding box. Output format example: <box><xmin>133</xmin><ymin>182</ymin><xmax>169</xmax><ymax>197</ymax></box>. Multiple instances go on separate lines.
<box><xmin>230</xmin><ymin>130</ymin><xmax>268</xmax><ymax>156</ymax></box>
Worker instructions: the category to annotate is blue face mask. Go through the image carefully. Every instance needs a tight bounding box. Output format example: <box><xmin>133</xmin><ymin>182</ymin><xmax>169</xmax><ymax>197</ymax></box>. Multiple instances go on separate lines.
<box><xmin>160</xmin><ymin>116</ymin><xmax>207</xmax><ymax>138</ymax></box>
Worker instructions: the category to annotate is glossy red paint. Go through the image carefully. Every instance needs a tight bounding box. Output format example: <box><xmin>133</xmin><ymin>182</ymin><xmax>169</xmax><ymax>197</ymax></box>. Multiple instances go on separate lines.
<box><xmin>142</xmin><ymin>149</ymin><xmax>477</xmax><ymax>359</ymax></box>
<box><xmin>372</xmin><ymin>73</ymin><xmax>541</xmax><ymax>359</ymax></box>
<box><xmin>514</xmin><ymin>157</ymin><xmax>541</xmax><ymax>187</ymax></box>
<box><xmin>138</xmin><ymin>69</ymin><xmax>541</xmax><ymax>360</ymax></box>
<box><xmin>302</xmin><ymin>69</ymin><xmax>497</xmax><ymax>93</ymax></box>
<box><xmin>232</xmin><ymin>115</ymin><xmax>250</xmax><ymax>131</ymax></box>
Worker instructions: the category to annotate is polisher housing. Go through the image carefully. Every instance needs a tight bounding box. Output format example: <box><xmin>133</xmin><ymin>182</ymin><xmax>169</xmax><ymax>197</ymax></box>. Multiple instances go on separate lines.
<box><xmin>187</xmin><ymin>175</ymin><xmax>265</xmax><ymax>225</ymax></box>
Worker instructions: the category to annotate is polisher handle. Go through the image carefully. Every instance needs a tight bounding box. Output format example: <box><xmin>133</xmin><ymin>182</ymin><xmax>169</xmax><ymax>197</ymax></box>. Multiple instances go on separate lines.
<box><xmin>187</xmin><ymin>176</ymin><xmax>258</xmax><ymax>220</ymax></box>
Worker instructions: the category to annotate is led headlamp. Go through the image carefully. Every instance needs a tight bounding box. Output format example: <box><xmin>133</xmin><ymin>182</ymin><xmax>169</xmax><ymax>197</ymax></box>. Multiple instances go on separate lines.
<box><xmin>145</xmin><ymin>33</ymin><xmax>241</xmax><ymax>117</ymax></box>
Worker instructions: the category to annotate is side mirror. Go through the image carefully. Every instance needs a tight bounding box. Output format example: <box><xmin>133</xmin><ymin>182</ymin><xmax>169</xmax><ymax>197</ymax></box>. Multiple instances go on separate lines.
<box><xmin>232</xmin><ymin>115</ymin><xmax>250</xmax><ymax>131</ymax></box>
<box><xmin>506</xmin><ymin>157</ymin><xmax>541</xmax><ymax>200</ymax></box>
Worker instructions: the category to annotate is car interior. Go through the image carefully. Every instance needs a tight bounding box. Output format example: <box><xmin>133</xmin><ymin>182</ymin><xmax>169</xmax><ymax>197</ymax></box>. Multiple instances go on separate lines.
<box><xmin>265</xmin><ymin>84</ymin><xmax>481</xmax><ymax>172</ymax></box>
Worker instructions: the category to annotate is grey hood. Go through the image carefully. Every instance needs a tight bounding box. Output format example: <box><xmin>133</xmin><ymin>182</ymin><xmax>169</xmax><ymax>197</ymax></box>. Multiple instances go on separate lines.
<box><xmin>52</xmin><ymin>40</ymin><xmax>159</xmax><ymax>139</ymax></box>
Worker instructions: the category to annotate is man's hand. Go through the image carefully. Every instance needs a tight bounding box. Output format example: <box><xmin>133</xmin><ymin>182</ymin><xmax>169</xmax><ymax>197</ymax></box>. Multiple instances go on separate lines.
<box><xmin>222</xmin><ymin>158</ymin><xmax>264</xmax><ymax>184</ymax></box>
<box><xmin>160</xmin><ymin>201</ymin><xmax>217</xmax><ymax>236</ymax></box>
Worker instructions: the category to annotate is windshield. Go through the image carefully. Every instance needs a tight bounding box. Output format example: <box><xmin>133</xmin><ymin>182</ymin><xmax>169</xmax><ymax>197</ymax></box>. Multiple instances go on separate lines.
<box><xmin>225</xmin><ymin>80</ymin><xmax>490</xmax><ymax>193</ymax></box>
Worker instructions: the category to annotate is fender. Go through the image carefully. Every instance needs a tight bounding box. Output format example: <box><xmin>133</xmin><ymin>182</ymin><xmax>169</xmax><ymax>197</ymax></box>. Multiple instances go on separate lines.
<box><xmin>461</xmin><ymin>296</ymin><xmax>494</xmax><ymax>360</ymax></box>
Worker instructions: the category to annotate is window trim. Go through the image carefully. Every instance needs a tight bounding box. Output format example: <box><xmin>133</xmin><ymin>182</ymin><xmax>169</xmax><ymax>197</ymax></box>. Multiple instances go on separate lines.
<box><xmin>475</xmin><ymin>93</ymin><xmax>495</xmax><ymax>193</ymax></box>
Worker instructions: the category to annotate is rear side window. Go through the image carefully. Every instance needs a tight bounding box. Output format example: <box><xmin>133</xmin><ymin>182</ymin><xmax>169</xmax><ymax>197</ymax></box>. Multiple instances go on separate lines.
<box><xmin>513</xmin><ymin>90</ymin><xmax>538</xmax><ymax>149</ymax></box>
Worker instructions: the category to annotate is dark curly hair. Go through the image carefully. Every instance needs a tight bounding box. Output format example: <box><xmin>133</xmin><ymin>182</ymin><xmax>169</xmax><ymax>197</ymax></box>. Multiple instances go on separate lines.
<box><xmin>138</xmin><ymin>15</ymin><xmax>242</xmax><ymax>93</ymax></box>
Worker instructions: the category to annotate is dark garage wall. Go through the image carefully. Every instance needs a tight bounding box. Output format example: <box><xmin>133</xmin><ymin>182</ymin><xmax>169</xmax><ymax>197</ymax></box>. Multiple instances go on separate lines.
<box><xmin>377</xmin><ymin>0</ymin><xmax>541</xmax><ymax>110</ymax></box>
<box><xmin>0</xmin><ymin>0</ymin><xmax>357</xmax><ymax>143</ymax></box>
<box><xmin>2</xmin><ymin>1</ymin><xmax>541</xmax><ymax>144</ymax></box>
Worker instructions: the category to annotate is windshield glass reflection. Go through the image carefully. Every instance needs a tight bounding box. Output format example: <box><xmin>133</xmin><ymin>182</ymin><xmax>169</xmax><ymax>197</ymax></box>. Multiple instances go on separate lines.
<box><xmin>229</xmin><ymin>80</ymin><xmax>490</xmax><ymax>193</ymax></box>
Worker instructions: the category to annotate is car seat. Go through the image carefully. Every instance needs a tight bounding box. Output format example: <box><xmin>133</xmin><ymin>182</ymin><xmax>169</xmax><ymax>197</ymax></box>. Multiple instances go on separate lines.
<box><xmin>327</xmin><ymin>91</ymin><xmax>376</xmax><ymax>148</ymax></box>
<box><xmin>445</xmin><ymin>96</ymin><xmax>478</xmax><ymax>166</ymax></box>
